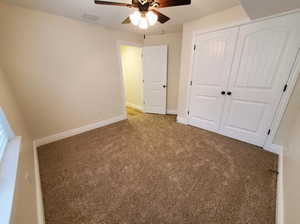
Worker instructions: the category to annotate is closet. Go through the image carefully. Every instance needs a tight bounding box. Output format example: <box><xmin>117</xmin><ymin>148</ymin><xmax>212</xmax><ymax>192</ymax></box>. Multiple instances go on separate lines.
<box><xmin>188</xmin><ymin>12</ymin><xmax>300</xmax><ymax>146</ymax></box>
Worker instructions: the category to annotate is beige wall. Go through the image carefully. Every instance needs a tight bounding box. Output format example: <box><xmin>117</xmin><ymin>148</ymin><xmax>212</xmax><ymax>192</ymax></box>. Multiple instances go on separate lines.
<box><xmin>0</xmin><ymin>2</ymin><xmax>144</xmax><ymax>139</ymax></box>
<box><xmin>275</xmin><ymin>78</ymin><xmax>300</xmax><ymax>146</ymax></box>
<box><xmin>144</xmin><ymin>33</ymin><xmax>182</xmax><ymax>112</ymax></box>
<box><xmin>120</xmin><ymin>45</ymin><xmax>144</xmax><ymax>109</ymax></box>
<box><xmin>275</xmin><ymin>74</ymin><xmax>300</xmax><ymax>223</ymax></box>
<box><xmin>240</xmin><ymin>0</ymin><xmax>300</xmax><ymax>19</ymax></box>
<box><xmin>177</xmin><ymin>6</ymin><xmax>250</xmax><ymax>118</ymax></box>
<box><xmin>282</xmin><ymin>105</ymin><xmax>300</xmax><ymax>223</ymax></box>
<box><xmin>0</xmin><ymin>68</ymin><xmax>38</xmax><ymax>224</ymax></box>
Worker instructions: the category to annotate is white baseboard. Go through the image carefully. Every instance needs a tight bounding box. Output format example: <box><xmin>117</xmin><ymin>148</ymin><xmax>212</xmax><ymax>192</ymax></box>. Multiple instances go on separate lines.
<box><xmin>276</xmin><ymin>147</ymin><xmax>284</xmax><ymax>224</ymax></box>
<box><xmin>126</xmin><ymin>102</ymin><xmax>143</xmax><ymax>111</ymax></box>
<box><xmin>177</xmin><ymin>116</ymin><xmax>188</xmax><ymax>125</ymax></box>
<box><xmin>35</xmin><ymin>115</ymin><xmax>127</xmax><ymax>147</ymax></box>
<box><xmin>263</xmin><ymin>144</ymin><xmax>283</xmax><ymax>155</ymax></box>
<box><xmin>33</xmin><ymin>142</ymin><xmax>45</xmax><ymax>224</ymax></box>
<box><xmin>167</xmin><ymin>109</ymin><xmax>177</xmax><ymax>115</ymax></box>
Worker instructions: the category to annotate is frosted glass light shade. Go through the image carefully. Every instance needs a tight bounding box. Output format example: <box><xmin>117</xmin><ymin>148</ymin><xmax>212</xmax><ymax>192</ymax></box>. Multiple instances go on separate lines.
<box><xmin>129</xmin><ymin>11</ymin><xmax>141</xmax><ymax>26</ymax></box>
<box><xmin>139</xmin><ymin>16</ymin><xmax>149</xmax><ymax>29</ymax></box>
<box><xmin>146</xmin><ymin>11</ymin><xmax>158</xmax><ymax>26</ymax></box>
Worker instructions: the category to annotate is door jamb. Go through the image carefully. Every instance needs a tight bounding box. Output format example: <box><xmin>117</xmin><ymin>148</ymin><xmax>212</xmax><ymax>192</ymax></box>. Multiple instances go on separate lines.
<box><xmin>264</xmin><ymin>48</ymin><xmax>300</xmax><ymax>150</ymax></box>
<box><xmin>116</xmin><ymin>40</ymin><xmax>144</xmax><ymax>118</ymax></box>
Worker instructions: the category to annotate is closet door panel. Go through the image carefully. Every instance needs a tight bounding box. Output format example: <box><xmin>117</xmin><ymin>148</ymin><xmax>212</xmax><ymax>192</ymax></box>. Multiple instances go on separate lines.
<box><xmin>189</xmin><ymin>27</ymin><xmax>239</xmax><ymax>132</ymax></box>
<box><xmin>220</xmin><ymin>13</ymin><xmax>300</xmax><ymax>146</ymax></box>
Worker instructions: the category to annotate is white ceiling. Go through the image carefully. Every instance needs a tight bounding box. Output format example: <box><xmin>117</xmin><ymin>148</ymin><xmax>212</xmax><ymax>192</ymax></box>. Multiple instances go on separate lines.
<box><xmin>1</xmin><ymin>0</ymin><xmax>240</xmax><ymax>34</ymax></box>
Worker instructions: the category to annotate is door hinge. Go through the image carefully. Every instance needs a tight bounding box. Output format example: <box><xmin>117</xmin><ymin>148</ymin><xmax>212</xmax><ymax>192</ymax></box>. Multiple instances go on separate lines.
<box><xmin>190</xmin><ymin>81</ymin><xmax>193</xmax><ymax>86</ymax></box>
<box><xmin>267</xmin><ymin>129</ymin><xmax>271</xmax><ymax>135</ymax></box>
<box><xmin>187</xmin><ymin>111</ymin><xmax>190</xmax><ymax>116</ymax></box>
<box><xmin>283</xmin><ymin>84</ymin><xmax>288</xmax><ymax>92</ymax></box>
<box><xmin>193</xmin><ymin>45</ymin><xmax>196</xmax><ymax>51</ymax></box>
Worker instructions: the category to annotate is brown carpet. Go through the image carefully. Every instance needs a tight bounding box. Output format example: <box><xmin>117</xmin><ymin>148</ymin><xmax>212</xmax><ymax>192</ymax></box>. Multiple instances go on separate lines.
<box><xmin>38</xmin><ymin>113</ymin><xmax>278</xmax><ymax>224</ymax></box>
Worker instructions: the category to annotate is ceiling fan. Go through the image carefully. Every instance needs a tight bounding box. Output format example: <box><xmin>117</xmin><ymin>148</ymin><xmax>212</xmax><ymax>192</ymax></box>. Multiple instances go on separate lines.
<box><xmin>95</xmin><ymin>0</ymin><xmax>191</xmax><ymax>29</ymax></box>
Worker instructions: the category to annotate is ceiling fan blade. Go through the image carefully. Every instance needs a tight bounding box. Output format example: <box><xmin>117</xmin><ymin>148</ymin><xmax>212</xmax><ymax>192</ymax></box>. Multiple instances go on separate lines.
<box><xmin>151</xmin><ymin>9</ymin><xmax>170</xmax><ymax>23</ymax></box>
<box><xmin>132</xmin><ymin>0</ymin><xmax>140</xmax><ymax>5</ymax></box>
<box><xmin>122</xmin><ymin>17</ymin><xmax>131</xmax><ymax>24</ymax></box>
<box><xmin>155</xmin><ymin>0</ymin><xmax>191</xmax><ymax>8</ymax></box>
<box><xmin>94</xmin><ymin>1</ymin><xmax>134</xmax><ymax>7</ymax></box>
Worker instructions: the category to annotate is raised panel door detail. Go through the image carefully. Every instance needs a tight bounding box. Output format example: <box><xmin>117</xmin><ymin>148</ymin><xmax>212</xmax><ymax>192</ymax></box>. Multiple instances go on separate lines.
<box><xmin>235</xmin><ymin>29</ymin><xmax>288</xmax><ymax>89</ymax></box>
<box><xmin>220</xmin><ymin>14</ymin><xmax>300</xmax><ymax>146</ymax></box>
<box><xmin>226</xmin><ymin>100</ymin><xmax>265</xmax><ymax>133</ymax></box>
<box><xmin>189</xmin><ymin>27</ymin><xmax>239</xmax><ymax>132</ymax></box>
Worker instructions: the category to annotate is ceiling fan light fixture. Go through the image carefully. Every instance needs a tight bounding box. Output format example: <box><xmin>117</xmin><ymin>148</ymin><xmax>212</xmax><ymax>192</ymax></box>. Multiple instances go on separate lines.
<box><xmin>146</xmin><ymin>11</ymin><xmax>158</xmax><ymax>26</ymax></box>
<box><xmin>129</xmin><ymin>11</ymin><xmax>141</xmax><ymax>26</ymax></box>
<box><xmin>139</xmin><ymin>16</ymin><xmax>149</xmax><ymax>29</ymax></box>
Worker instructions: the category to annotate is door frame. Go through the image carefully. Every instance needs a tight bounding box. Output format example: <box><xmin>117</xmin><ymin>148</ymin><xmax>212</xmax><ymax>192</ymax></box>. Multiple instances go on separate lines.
<box><xmin>116</xmin><ymin>40</ymin><xmax>144</xmax><ymax>118</ymax></box>
<box><xmin>184</xmin><ymin>10</ymin><xmax>300</xmax><ymax>153</ymax></box>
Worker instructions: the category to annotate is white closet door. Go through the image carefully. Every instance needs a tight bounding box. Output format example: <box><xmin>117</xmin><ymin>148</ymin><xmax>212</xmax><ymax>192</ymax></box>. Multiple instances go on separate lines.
<box><xmin>220</xmin><ymin>14</ymin><xmax>300</xmax><ymax>146</ymax></box>
<box><xmin>189</xmin><ymin>27</ymin><xmax>239</xmax><ymax>132</ymax></box>
<box><xmin>143</xmin><ymin>45</ymin><xmax>168</xmax><ymax>114</ymax></box>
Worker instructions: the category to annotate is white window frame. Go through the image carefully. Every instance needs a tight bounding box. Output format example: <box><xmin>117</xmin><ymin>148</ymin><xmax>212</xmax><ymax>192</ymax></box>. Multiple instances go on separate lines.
<box><xmin>0</xmin><ymin>107</ymin><xmax>22</xmax><ymax>224</ymax></box>
<box><xmin>0</xmin><ymin>108</ymin><xmax>15</xmax><ymax>162</ymax></box>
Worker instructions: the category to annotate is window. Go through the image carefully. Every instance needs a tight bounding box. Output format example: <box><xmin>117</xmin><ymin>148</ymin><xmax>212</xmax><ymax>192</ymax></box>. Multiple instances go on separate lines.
<box><xmin>0</xmin><ymin>122</ymin><xmax>9</xmax><ymax>161</ymax></box>
<box><xmin>0</xmin><ymin>108</ymin><xmax>18</xmax><ymax>224</ymax></box>
<box><xmin>0</xmin><ymin>108</ymin><xmax>14</xmax><ymax>161</ymax></box>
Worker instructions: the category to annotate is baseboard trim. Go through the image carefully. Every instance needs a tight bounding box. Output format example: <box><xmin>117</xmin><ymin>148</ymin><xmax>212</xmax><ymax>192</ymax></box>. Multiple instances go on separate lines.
<box><xmin>177</xmin><ymin>116</ymin><xmax>188</xmax><ymax>125</ymax></box>
<box><xmin>126</xmin><ymin>102</ymin><xmax>144</xmax><ymax>111</ymax></box>
<box><xmin>276</xmin><ymin>147</ymin><xmax>284</xmax><ymax>224</ymax></box>
<box><xmin>33</xmin><ymin>142</ymin><xmax>45</xmax><ymax>224</ymax></box>
<box><xmin>167</xmin><ymin>109</ymin><xmax>177</xmax><ymax>115</ymax></box>
<box><xmin>35</xmin><ymin>115</ymin><xmax>127</xmax><ymax>147</ymax></box>
<box><xmin>263</xmin><ymin>144</ymin><xmax>283</xmax><ymax>155</ymax></box>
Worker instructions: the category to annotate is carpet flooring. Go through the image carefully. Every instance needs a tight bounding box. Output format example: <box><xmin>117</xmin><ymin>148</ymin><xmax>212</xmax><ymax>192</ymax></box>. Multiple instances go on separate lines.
<box><xmin>38</xmin><ymin>113</ymin><xmax>278</xmax><ymax>224</ymax></box>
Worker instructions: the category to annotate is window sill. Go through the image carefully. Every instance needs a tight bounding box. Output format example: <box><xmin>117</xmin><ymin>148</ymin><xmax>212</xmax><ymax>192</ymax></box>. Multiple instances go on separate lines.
<box><xmin>0</xmin><ymin>136</ymin><xmax>21</xmax><ymax>224</ymax></box>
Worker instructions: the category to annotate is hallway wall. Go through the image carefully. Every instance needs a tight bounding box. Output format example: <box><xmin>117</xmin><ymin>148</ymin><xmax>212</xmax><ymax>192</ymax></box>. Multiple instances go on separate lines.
<box><xmin>120</xmin><ymin>45</ymin><xmax>144</xmax><ymax>111</ymax></box>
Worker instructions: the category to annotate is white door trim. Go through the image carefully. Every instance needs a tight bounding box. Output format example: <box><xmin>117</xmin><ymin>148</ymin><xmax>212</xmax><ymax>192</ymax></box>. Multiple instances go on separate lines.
<box><xmin>264</xmin><ymin>48</ymin><xmax>300</xmax><ymax>149</ymax></box>
<box><xmin>184</xmin><ymin>11</ymin><xmax>300</xmax><ymax>149</ymax></box>
<box><xmin>116</xmin><ymin>40</ymin><xmax>144</xmax><ymax>117</ymax></box>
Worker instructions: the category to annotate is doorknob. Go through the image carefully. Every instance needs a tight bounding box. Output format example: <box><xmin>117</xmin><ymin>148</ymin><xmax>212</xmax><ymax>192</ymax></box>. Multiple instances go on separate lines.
<box><xmin>163</xmin><ymin>85</ymin><xmax>167</xmax><ymax>88</ymax></box>
<box><xmin>227</xmin><ymin>91</ymin><xmax>232</xmax><ymax>96</ymax></box>
<box><xmin>221</xmin><ymin>91</ymin><xmax>226</xmax><ymax>95</ymax></box>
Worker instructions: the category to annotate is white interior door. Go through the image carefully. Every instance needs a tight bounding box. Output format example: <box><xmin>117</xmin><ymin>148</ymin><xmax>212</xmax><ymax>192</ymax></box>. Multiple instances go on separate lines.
<box><xmin>143</xmin><ymin>45</ymin><xmax>168</xmax><ymax>114</ymax></box>
<box><xmin>189</xmin><ymin>27</ymin><xmax>239</xmax><ymax>132</ymax></box>
<box><xmin>220</xmin><ymin>14</ymin><xmax>300</xmax><ymax>146</ymax></box>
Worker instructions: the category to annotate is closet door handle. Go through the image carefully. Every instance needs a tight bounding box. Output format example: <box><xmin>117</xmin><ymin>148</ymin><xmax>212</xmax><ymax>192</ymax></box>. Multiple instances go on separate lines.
<box><xmin>221</xmin><ymin>91</ymin><xmax>226</xmax><ymax>95</ymax></box>
<box><xmin>227</xmin><ymin>91</ymin><xmax>232</xmax><ymax>96</ymax></box>
<box><xmin>163</xmin><ymin>85</ymin><xmax>167</xmax><ymax>88</ymax></box>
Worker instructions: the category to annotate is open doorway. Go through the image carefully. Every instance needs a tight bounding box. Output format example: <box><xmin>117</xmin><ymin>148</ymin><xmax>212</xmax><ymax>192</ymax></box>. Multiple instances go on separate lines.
<box><xmin>119</xmin><ymin>43</ymin><xmax>168</xmax><ymax>117</ymax></box>
<box><xmin>119</xmin><ymin>44</ymin><xmax>144</xmax><ymax>117</ymax></box>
